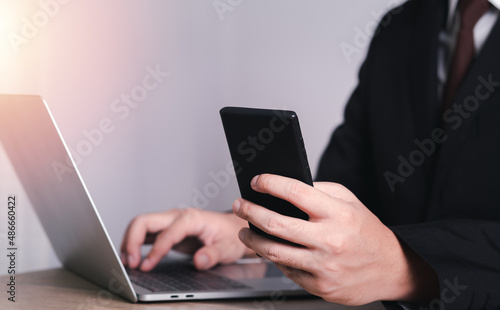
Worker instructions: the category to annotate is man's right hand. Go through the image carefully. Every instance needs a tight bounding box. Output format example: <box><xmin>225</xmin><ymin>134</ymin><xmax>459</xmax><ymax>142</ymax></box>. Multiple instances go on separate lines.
<box><xmin>120</xmin><ymin>208</ymin><xmax>253</xmax><ymax>271</ymax></box>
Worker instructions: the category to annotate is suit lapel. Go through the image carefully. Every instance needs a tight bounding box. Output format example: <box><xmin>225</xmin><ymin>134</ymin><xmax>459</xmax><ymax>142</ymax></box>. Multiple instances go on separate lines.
<box><xmin>428</xmin><ymin>17</ymin><xmax>500</xmax><ymax>219</ymax></box>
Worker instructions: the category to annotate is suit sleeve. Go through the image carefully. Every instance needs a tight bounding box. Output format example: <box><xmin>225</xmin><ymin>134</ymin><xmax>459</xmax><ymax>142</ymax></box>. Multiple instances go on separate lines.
<box><xmin>387</xmin><ymin>220</ymin><xmax>500</xmax><ymax>309</ymax></box>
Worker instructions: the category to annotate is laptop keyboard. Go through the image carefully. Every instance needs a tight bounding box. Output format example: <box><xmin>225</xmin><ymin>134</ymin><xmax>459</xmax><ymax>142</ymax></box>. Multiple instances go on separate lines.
<box><xmin>127</xmin><ymin>262</ymin><xmax>252</xmax><ymax>292</ymax></box>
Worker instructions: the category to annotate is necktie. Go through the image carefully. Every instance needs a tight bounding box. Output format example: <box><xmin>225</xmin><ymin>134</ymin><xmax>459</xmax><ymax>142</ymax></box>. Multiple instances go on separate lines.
<box><xmin>442</xmin><ymin>0</ymin><xmax>490</xmax><ymax>111</ymax></box>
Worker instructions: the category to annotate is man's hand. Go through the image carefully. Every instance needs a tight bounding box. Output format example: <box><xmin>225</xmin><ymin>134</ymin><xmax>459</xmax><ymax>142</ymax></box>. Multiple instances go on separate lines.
<box><xmin>121</xmin><ymin>208</ymin><xmax>253</xmax><ymax>271</ymax></box>
<box><xmin>233</xmin><ymin>174</ymin><xmax>438</xmax><ymax>305</ymax></box>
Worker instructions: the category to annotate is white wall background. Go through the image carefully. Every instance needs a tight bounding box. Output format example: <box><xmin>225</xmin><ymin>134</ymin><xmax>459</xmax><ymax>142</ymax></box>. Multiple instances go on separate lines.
<box><xmin>0</xmin><ymin>0</ymin><xmax>401</xmax><ymax>275</ymax></box>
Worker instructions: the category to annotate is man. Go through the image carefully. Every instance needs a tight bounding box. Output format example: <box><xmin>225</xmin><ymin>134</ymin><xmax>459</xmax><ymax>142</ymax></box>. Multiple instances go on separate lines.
<box><xmin>121</xmin><ymin>0</ymin><xmax>500</xmax><ymax>308</ymax></box>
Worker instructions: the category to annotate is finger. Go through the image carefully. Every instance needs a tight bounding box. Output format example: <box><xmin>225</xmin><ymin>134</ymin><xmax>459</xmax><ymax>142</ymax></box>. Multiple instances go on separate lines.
<box><xmin>274</xmin><ymin>263</ymin><xmax>317</xmax><ymax>293</ymax></box>
<box><xmin>193</xmin><ymin>239</ymin><xmax>246</xmax><ymax>271</ymax></box>
<box><xmin>120</xmin><ymin>212</ymin><xmax>178</xmax><ymax>269</ymax></box>
<box><xmin>276</xmin><ymin>263</ymin><xmax>340</xmax><ymax>301</ymax></box>
<box><xmin>233</xmin><ymin>198</ymin><xmax>320</xmax><ymax>248</ymax></box>
<box><xmin>313</xmin><ymin>182</ymin><xmax>359</xmax><ymax>203</ymax></box>
<box><xmin>140</xmin><ymin>211</ymin><xmax>204</xmax><ymax>271</ymax></box>
<box><xmin>251</xmin><ymin>174</ymin><xmax>334</xmax><ymax>219</ymax></box>
<box><xmin>237</xmin><ymin>228</ymin><xmax>317</xmax><ymax>273</ymax></box>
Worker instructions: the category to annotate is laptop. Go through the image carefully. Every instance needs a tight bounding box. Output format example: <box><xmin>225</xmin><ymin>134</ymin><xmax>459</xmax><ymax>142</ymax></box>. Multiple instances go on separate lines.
<box><xmin>0</xmin><ymin>95</ymin><xmax>309</xmax><ymax>302</ymax></box>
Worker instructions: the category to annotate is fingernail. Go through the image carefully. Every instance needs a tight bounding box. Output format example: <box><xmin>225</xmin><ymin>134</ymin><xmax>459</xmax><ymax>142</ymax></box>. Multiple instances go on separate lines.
<box><xmin>128</xmin><ymin>255</ymin><xmax>134</xmax><ymax>266</ymax></box>
<box><xmin>238</xmin><ymin>229</ymin><xmax>246</xmax><ymax>241</ymax></box>
<box><xmin>198</xmin><ymin>254</ymin><xmax>209</xmax><ymax>270</ymax></box>
<box><xmin>233</xmin><ymin>199</ymin><xmax>241</xmax><ymax>214</ymax></box>
<box><xmin>251</xmin><ymin>175</ymin><xmax>260</xmax><ymax>189</ymax></box>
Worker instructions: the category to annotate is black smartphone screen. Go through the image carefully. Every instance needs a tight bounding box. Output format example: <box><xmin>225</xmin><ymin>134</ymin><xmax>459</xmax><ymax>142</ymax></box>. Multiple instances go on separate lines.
<box><xmin>220</xmin><ymin>107</ymin><xmax>313</xmax><ymax>244</ymax></box>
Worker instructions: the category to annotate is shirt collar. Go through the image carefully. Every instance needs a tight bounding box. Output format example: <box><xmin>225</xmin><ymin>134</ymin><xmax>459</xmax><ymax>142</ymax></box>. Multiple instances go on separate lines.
<box><xmin>447</xmin><ymin>0</ymin><xmax>500</xmax><ymax>27</ymax></box>
<box><xmin>490</xmin><ymin>0</ymin><xmax>500</xmax><ymax>10</ymax></box>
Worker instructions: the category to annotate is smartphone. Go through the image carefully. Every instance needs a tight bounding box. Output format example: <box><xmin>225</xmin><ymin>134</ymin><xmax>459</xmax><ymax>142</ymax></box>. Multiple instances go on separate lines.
<box><xmin>220</xmin><ymin>107</ymin><xmax>313</xmax><ymax>245</ymax></box>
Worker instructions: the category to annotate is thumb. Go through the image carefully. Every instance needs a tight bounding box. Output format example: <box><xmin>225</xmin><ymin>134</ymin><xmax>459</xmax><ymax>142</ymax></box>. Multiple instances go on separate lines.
<box><xmin>193</xmin><ymin>242</ymin><xmax>233</xmax><ymax>270</ymax></box>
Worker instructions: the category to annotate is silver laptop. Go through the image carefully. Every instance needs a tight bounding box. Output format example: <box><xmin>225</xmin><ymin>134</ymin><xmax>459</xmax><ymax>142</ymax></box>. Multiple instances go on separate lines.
<box><xmin>0</xmin><ymin>95</ymin><xmax>309</xmax><ymax>302</ymax></box>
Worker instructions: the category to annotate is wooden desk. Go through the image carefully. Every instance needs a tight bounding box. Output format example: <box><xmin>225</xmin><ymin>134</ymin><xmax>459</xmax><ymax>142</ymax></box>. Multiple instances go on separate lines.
<box><xmin>0</xmin><ymin>268</ymin><xmax>385</xmax><ymax>309</ymax></box>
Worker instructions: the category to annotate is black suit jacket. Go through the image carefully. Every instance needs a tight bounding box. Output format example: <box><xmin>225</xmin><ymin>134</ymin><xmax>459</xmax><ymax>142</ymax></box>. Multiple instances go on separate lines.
<box><xmin>316</xmin><ymin>0</ymin><xmax>500</xmax><ymax>308</ymax></box>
